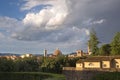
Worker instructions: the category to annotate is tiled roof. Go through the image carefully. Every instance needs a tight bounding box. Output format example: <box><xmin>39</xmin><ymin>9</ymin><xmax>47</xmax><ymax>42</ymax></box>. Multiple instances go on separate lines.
<box><xmin>53</xmin><ymin>49</ymin><xmax>62</xmax><ymax>56</ymax></box>
<box><xmin>76</xmin><ymin>59</ymin><xmax>85</xmax><ymax>63</ymax></box>
<box><xmin>77</xmin><ymin>56</ymin><xmax>120</xmax><ymax>63</ymax></box>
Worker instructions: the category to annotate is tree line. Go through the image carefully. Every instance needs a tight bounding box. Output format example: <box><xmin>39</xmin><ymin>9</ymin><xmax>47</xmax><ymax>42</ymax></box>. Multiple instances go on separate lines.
<box><xmin>88</xmin><ymin>29</ymin><xmax>120</xmax><ymax>56</ymax></box>
<box><xmin>0</xmin><ymin>56</ymin><xmax>81</xmax><ymax>73</ymax></box>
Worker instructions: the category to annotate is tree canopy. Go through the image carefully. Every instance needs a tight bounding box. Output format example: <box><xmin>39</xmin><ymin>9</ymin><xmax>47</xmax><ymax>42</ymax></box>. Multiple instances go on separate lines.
<box><xmin>99</xmin><ymin>44</ymin><xmax>111</xmax><ymax>56</ymax></box>
<box><xmin>0</xmin><ymin>56</ymin><xmax>80</xmax><ymax>73</ymax></box>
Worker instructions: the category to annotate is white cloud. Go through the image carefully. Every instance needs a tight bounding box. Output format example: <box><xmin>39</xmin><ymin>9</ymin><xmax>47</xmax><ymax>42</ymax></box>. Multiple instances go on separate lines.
<box><xmin>92</xmin><ymin>19</ymin><xmax>106</xmax><ymax>25</ymax></box>
<box><xmin>0</xmin><ymin>16</ymin><xmax>20</xmax><ymax>28</ymax></box>
<box><xmin>21</xmin><ymin>0</ymin><xmax>43</xmax><ymax>11</ymax></box>
<box><xmin>0</xmin><ymin>16</ymin><xmax>23</xmax><ymax>38</ymax></box>
<box><xmin>23</xmin><ymin>0</ymin><xmax>69</xmax><ymax>30</ymax></box>
<box><xmin>21</xmin><ymin>0</ymin><xmax>56</xmax><ymax>11</ymax></box>
<box><xmin>83</xmin><ymin>19</ymin><xmax>106</xmax><ymax>26</ymax></box>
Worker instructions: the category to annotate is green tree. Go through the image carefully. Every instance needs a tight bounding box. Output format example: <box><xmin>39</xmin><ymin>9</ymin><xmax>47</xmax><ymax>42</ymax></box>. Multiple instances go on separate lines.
<box><xmin>14</xmin><ymin>57</ymin><xmax>39</xmax><ymax>72</ymax></box>
<box><xmin>68</xmin><ymin>57</ymin><xmax>80</xmax><ymax>67</ymax></box>
<box><xmin>40</xmin><ymin>55</ymin><xmax>81</xmax><ymax>73</ymax></box>
<box><xmin>111</xmin><ymin>32</ymin><xmax>120</xmax><ymax>55</ymax></box>
<box><xmin>0</xmin><ymin>58</ymin><xmax>14</xmax><ymax>72</ymax></box>
<box><xmin>99</xmin><ymin>44</ymin><xmax>111</xmax><ymax>56</ymax></box>
<box><xmin>88</xmin><ymin>29</ymin><xmax>99</xmax><ymax>55</ymax></box>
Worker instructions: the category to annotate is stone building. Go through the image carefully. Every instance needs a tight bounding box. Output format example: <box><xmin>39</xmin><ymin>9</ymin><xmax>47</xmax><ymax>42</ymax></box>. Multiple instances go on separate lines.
<box><xmin>76</xmin><ymin>50</ymin><xmax>83</xmax><ymax>57</ymax></box>
<box><xmin>76</xmin><ymin>56</ymin><xmax>120</xmax><ymax>69</ymax></box>
<box><xmin>68</xmin><ymin>50</ymin><xmax>84</xmax><ymax>57</ymax></box>
<box><xmin>63</xmin><ymin>56</ymin><xmax>120</xmax><ymax>80</ymax></box>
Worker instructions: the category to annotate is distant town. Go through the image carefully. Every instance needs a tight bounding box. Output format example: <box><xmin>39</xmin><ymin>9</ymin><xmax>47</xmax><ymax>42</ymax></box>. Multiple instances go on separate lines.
<box><xmin>0</xmin><ymin>48</ymin><xmax>88</xmax><ymax>60</ymax></box>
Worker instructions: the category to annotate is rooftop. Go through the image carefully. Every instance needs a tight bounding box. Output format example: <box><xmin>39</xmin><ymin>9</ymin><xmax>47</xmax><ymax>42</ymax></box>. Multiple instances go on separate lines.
<box><xmin>77</xmin><ymin>56</ymin><xmax>120</xmax><ymax>63</ymax></box>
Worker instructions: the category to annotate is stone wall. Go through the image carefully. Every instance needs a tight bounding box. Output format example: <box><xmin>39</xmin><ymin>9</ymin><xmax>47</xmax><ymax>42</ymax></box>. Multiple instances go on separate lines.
<box><xmin>63</xmin><ymin>67</ymin><xmax>120</xmax><ymax>80</ymax></box>
<box><xmin>63</xmin><ymin>70</ymin><xmax>104</xmax><ymax>80</ymax></box>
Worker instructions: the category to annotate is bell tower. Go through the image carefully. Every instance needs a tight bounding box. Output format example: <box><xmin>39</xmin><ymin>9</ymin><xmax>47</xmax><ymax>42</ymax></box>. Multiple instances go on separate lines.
<box><xmin>88</xmin><ymin>45</ymin><xmax>92</xmax><ymax>55</ymax></box>
<box><xmin>44</xmin><ymin>49</ymin><xmax>47</xmax><ymax>57</ymax></box>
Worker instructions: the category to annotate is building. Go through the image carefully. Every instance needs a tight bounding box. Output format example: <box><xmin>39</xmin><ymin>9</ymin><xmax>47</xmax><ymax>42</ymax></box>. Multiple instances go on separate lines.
<box><xmin>68</xmin><ymin>53</ymin><xmax>77</xmax><ymax>57</ymax></box>
<box><xmin>76</xmin><ymin>56</ymin><xmax>120</xmax><ymax>69</ymax></box>
<box><xmin>44</xmin><ymin>49</ymin><xmax>47</xmax><ymax>57</ymax></box>
<box><xmin>76</xmin><ymin>50</ymin><xmax>83</xmax><ymax>57</ymax></box>
<box><xmin>63</xmin><ymin>56</ymin><xmax>120</xmax><ymax>80</ymax></box>
<box><xmin>53</xmin><ymin>48</ymin><xmax>62</xmax><ymax>56</ymax></box>
<box><xmin>2</xmin><ymin>55</ymin><xmax>18</xmax><ymax>60</ymax></box>
<box><xmin>20</xmin><ymin>54</ymin><xmax>33</xmax><ymax>58</ymax></box>
<box><xmin>68</xmin><ymin>50</ymin><xmax>84</xmax><ymax>57</ymax></box>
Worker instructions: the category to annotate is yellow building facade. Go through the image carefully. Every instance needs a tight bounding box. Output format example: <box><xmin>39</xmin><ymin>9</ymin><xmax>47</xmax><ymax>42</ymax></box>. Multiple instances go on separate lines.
<box><xmin>76</xmin><ymin>56</ymin><xmax>120</xmax><ymax>69</ymax></box>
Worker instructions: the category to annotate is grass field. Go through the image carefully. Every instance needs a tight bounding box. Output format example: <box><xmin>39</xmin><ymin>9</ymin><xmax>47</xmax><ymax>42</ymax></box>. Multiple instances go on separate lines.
<box><xmin>92</xmin><ymin>72</ymin><xmax>120</xmax><ymax>80</ymax></box>
<box><xmin>0</xmin><ymin>72</ymin><xmax>66</xmax><ymax>80</ymax></box>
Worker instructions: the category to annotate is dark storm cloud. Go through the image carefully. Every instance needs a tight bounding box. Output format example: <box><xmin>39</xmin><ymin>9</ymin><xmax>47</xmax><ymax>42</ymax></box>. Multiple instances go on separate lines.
<box><xmin>64</xmin><ymin>0</ymin><xmax>120</xmax><ymax>43</ymax></box>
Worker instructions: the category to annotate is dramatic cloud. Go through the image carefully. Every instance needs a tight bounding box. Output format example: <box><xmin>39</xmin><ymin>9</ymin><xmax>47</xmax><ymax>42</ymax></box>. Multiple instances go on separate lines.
<box><xmin>23</xmin><ymin>0</ymin><xmax>69</xmax><ymax>30</ymax></box>
<box><xmin>13</xmin><ymin>0</ymin><xmax>70</xmax><ymax>41</ymax></box>
<box><xmin>0</xmin><ymin>0</ymin><xmax>120</xmax><ymax>53</ymax></box>
<box><xmin>19</xmin><ymin>0</ymin><xmax>120</xmax><ymax>42</ymax></box>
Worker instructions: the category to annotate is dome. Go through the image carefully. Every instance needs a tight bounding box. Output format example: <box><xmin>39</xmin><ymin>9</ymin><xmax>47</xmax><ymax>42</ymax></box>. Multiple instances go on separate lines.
<box><xmin>53</xmin><ymin>48</ymin><xmax>62</xmax><ymax>56</ymax></box>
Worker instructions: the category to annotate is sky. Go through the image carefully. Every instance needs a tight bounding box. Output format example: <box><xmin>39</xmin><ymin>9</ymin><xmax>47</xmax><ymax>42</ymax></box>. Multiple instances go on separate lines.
<box><xmin>0</xmin><ymin>0</ymin><xmax>120</xmax><ymax>54</ymax></box>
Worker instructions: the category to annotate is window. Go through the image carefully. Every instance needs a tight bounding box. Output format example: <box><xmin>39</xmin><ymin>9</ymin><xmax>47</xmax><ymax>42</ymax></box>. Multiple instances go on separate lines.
<box><xmin>103</xmin><ymin>64</ymin><xmax>107</xmax><ymax>67</ymax></box>
<box><xmin>116</xmin><ymin>62</ymin><xmax>118</xmax><ymax>63</ymax></box>
<box><xmin>80</xmin><ymin>64</ymin><xmax>81</xmax><ymax>66</ymax></box>
<box><xmin>88</xmin><ymin>63</ymin><xmax>94</xmax><ymax>66</ymax></box>
<box><xmin>116</xmin><ymin>65</ymin><xmax>119</xmax><ymax>68</ymax></box>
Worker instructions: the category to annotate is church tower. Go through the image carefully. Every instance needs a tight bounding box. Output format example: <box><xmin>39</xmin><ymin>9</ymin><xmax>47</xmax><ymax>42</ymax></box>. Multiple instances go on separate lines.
<box><xmin>44</xmin><ymin>49</ymin><xmax>47</xmax><ymax>57</ymax></box>
<box><xmin>88</xmin><ymin>45</ymin><xmax>92</xmax><ymax>55</ymax></box>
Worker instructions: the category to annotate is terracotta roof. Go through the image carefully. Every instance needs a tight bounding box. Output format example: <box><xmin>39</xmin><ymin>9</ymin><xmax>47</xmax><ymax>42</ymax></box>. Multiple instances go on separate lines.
<box><xmin>76</xmin><ymin>56</ymin><xmax>120</xmax><ymax>63</ymax></box>
<box><xmin>85</xmin><ymin>56</ymin><xmax>113</xmax><ymax>62</ymax></box>
<box><xmin>76</xmin><ymin>59</ymin><xmax>85</xmax><ymax>63</ymax></box>
<box><xmin>53</xmin><ymin>48</ymin><xmax>62</xmax><ymax>56</ymax></box>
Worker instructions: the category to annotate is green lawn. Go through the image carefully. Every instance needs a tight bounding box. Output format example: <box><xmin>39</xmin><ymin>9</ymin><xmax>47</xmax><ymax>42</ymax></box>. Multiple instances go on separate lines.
<box><xmin>0</xmin><ymin>72</ymin><xmax>66</xmax><ymax>80</ymax></box>
<box><xmin>92</xmin><ymin>72</ymin><xmax>120</xmax><ymax>80</ymax></box>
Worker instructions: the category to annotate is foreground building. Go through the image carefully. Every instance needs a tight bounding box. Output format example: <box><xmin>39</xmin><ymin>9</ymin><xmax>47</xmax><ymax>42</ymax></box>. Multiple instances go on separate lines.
<box><xmin>76</xmin><ymin>56</ymin><xmax>120</xmax><ymax>69</ymax></box>
<box><xmin>63</xmin><ymin>56</ymin><xmax>120</xmax><ymax>80</ymax></box>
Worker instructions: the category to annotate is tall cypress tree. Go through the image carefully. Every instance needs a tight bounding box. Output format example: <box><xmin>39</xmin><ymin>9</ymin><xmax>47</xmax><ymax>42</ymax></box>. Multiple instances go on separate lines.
<box><xmin>88</xmin><ymin>29</ymin><xmax>99</xmax><ymax>55</ymax></box>
<box><xmin>111</xmin><ymin>32</ymin><xmax>120</xmax><ymax>55</ymax></box>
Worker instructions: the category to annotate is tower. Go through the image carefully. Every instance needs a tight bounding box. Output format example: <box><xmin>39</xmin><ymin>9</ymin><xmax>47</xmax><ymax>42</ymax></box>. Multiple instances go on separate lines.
<box><xmin>44</xmin><ymin>49</ymin><xmax>47</xmax><ymax>57</ymax></box>
<box><xmin>88</xmin><ymin>45</ymin><xmax>92</xmax><ymax>55</ymax></box>
<box><xmin>76</xmin><ymin>50</ymin><xmax>83</xmax><ymax>57</ymax></box>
